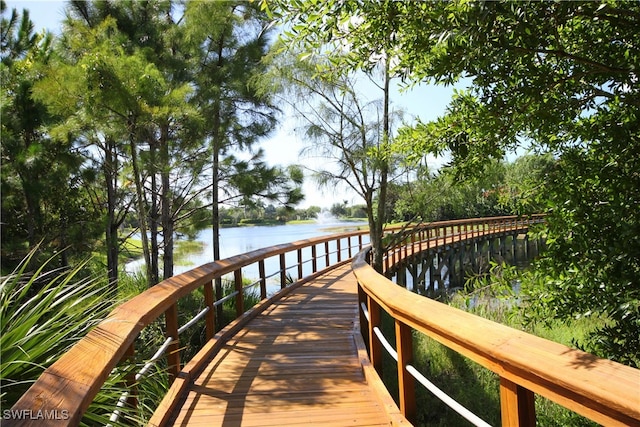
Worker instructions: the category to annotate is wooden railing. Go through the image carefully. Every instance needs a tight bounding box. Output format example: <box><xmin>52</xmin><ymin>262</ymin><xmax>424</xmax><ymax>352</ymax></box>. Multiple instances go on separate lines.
<box><xmin>353</xmin><ymin>215</ymin><xmax>640</xmax><ymax>426</ymax></box>
<box><xmin>6</xmin><ymin>228</ymin><xmax>373</xmax><ymax>426</ymax></box>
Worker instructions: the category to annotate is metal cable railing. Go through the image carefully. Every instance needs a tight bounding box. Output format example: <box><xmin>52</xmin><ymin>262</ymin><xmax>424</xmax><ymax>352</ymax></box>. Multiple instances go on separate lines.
<box><xmin>360</xmin><ymin>303</ymin><xmax>492</xmax><ymax>427</ymax></box>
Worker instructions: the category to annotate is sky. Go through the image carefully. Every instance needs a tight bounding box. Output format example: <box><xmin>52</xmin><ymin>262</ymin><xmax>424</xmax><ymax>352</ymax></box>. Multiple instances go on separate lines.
<box><xmin>6</xmin><ymin>0</ymin><xmax>462</xmax><ymax>209</ymax></box>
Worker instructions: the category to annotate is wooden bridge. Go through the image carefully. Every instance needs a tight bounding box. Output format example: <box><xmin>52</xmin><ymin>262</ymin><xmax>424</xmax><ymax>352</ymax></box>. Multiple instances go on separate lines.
<box><xmin>7</xmin><ymin>216</ymin><xmax>640</xmax><ymax>426</ymax></box>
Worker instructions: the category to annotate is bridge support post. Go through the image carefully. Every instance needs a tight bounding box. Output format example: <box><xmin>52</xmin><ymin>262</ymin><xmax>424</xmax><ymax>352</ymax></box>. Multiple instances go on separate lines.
<box><xmin>234</xmin><ymin>268</ymin><xmax>244</xmax><ymax>317</ymax></box>
<box><xmin>368</xmin><ymin>296</ymin><xmax>383</xmax><ymax>373</ymax></box>
<box><xmin>395</xmin><ymin>320</ymin><xmax>416</xmax><ymax>423</ymax></box>
<box><xmin>500</xmin><ymin>377</ymin><xmax>536</xmax><ymax>427</ymax></box>
<box><xmin>123</xmin><ymin>342</ymin><xmax>138</xmax><ymax>409</ymax></box>
<box><xmin>165</xmin><ymin>303</ymin><xmax>181</xmax><ymax>382</ymax></box>
<box><xmin>204</xmin><ymin>281</ymin><xmax>216</xmax><ymax>339</ymax></box>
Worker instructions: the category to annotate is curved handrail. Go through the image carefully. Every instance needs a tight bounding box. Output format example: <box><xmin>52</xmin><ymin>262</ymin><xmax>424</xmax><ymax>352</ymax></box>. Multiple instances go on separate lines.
<box><xmin>352</xmin><ymin>217</ymin><xmax>640</xmax><ymax>426</ymax></box>
<box><xmin>6</xmin><ymin>227</ymin><xmax>373</xmax><ymax>426</ymax></box>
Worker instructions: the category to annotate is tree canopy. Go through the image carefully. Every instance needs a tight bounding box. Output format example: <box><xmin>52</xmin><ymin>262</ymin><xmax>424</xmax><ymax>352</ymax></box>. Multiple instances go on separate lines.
<box><xmin>269</xmin><ymin>0</ymin><xmax>640</xmax><ymax>365</ymax></box>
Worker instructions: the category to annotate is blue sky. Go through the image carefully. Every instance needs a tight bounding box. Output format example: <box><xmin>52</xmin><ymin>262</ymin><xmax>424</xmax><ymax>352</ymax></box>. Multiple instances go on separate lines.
<box><xmin>6</xmin><ymin>0</ymin><xmax>462</xmax><ymax>208</ymax></box>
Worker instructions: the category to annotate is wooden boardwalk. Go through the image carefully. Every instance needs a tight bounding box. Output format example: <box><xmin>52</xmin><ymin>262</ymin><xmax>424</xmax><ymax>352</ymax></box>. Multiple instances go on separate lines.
<box><xmin>155</xmin><ymin>264</ymin><xmax>405</xmax><ymax>426</ymax></box>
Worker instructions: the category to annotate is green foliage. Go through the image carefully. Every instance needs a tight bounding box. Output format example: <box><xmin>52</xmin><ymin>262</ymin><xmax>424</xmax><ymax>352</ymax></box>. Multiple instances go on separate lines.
<box><xmin>345</xmin><ymin>0</ymin><xmax>639</xmax><ymax>365</ymax></box>
<box><xmin>391</xmin><ymin>155</ymin><xmax>553</xmax><ymax>223</ymax></box>
<box><xmin>0</xmin><ymin>249</ymin><xmax>115</xmax><ymax>410</ymax></box>
<box><xmin>524</xmin><ymin>135</ymin><xmax>640</xmax><ymax>366</ymax></box>
<box><xmin>1</xmin><ymin>3</ymin><xmax>102</xmax><ymax>270</ymax></box>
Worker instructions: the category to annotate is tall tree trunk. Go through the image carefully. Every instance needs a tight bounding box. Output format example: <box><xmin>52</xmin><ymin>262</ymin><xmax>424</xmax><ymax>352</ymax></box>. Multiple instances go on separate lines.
<box><xmin>149</xmin><ymin>139</ymin><xmax>160</xmax><ymax>285</ymax></box>
<box><xmin>371</xmin><ymin>60</ymin><xmax>391</xmax><ymax>273</ymax></box>
<box><xmin>211</xmin><ymin>97</ymin><xmax>224</xmax><ymax>322</ymax></box>
<box><xmin>104</xmin><ymin>137</ymin><xmax>119</xmax><ymax>290</ymax></box>
<box><xmin>161</xmin><ymin>124</ymin><xmax>174</xmax><ymax>280</ymax></box>
<box><xmin>128</xmin><ymin>119</ymin><xmax>153</xmax><ymax>287</ymax></box>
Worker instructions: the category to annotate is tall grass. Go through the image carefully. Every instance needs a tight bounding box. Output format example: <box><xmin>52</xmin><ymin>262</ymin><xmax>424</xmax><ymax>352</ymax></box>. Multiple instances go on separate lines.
<box><xmin>399</xmin><ymin>262</ymin><xmax>600</xmax><ymax>426</ymax></box>
<box><xmin>0</xmin><ymin>248</ymin><xmax>118</xmax><ymax>422</ymax></box>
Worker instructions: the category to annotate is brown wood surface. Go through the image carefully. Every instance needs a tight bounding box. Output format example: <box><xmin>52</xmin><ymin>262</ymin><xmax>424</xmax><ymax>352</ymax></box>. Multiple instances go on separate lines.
<box><xmin>153</xmin><ymin>264</ymin><xmax>405</xmax><ymax>426</ymax></box>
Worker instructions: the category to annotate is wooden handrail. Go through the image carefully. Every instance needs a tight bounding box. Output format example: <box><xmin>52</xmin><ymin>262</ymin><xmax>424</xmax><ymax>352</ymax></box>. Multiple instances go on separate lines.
<box><xmin>6</xmin><ymin>228</ymin><xmax>373</xmax><ymax>426</ymax></box>
<box><xmin>353</xmin><ymin>216</ymin><xmax>640</xmax><ymax>426</ymax></box>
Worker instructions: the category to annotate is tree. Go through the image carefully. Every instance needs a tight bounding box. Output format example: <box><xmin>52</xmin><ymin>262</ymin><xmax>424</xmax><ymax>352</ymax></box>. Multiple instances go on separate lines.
<box><xmin>184</xmin><ymin>1</ymin><xmax>303</xmax><ymax>319</ymax></box>
<box><xmin>38</xmin><ymin>1</ymin><xmax>210</xmax><ymax>287</ymax></box>
<box><xmin>1</xmin><ymin>1</ymin><xmax>101</xmax><ymax>269</ymax></box>
<box><xmin>394</xmin><ymin>1</ymin><xmax>640</xmax><ymax>365</ymax></box>
<box><xmin>265</xmin><ymin>49</ymin><xmax>404</xmax><ymax>271</ymax></box>
<box><xmin>268</xmin><ymin>0</ymin><xmax>640</xmax><ymax>364</ymax></box>
<box><xmin>186</xmin><ymin>1</ymin><xmax>276</xmax><ymax>259</ymax></box>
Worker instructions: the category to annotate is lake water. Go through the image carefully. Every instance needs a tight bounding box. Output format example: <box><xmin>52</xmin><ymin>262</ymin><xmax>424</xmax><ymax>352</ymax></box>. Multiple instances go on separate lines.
<box><xmin>178</xmin><ymin>219</ymin><xmax>368</xmax><ymax>274</ymax></box>
<box><xmin>126</xmin><ymin>219</ymin><xmax>369</xmax><ymax>282</ymax></box>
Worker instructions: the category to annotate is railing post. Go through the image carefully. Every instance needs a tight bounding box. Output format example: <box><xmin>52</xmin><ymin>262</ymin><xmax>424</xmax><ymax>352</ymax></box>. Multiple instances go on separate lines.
<box><xmin>395</xmin><ymin>320</ymin><xmax>416</xmax><ymax>423</ymax></box>
<box><xmin>214</xmin><ymin>277</ymin><xmax>223</xmax><ymax>329</ymax></box>
<box><xmin>357</xmin><ymin>284</ymin><xmax>369</xmax><ymax>349</ymax></box>
<box><xmin>368</xmin><ymin>296</ymin><xmax>383</xmax><ymax>373</ymax></box>
<box><xmin>311</xmin><ymin>245</ymin><xmax>318</xmax><ymax>273</ymax></box>
<box><xmin>258</xmin><ymin>260</ymin><xmax>267</xmax><ymax>299</ymax></box>
<box><xmin>280</xmin><ymin>253</ymin><xmax>287</xmax><ymax>289</ymax></box>
<box><xmin>392</xmin><ymin>242</ymin><xmax>397</xmax><ymax>267</ymax></box>
<box><xmin>204</xmin><ymin>280</ymin><xmax>216</xmax><ymax>339</ymax></box>
<box><xmin>348</xmin><ymin>236</ymin><xmax>353</xmax><ymax>258</ymax></box>
<box><xmin>443</xmin><ymin>224</ymin><xmax>447</xmax><ymax>246</ymax></box>
<box><xmin>325</xmin><ymin>241</ymin><xmax>330</xmax><ymax>267</ymax></box>
<box><xmin>384</xmin><ymin>249</ymin><xmax>390</xmax><ymax>273</ymax></box>
<box><xmin>500</xmin><ymin>377</ymin><xmax>536</xmax><ymax>427</ymax></box>
<box><xmin>234</xmin><ymin>268</ymin><xmax>244</xmax><ymax>317</ymax></box>
<box><xmin>297</xmin><ymin>248</ymin><xmax>303</xmax><ymax>279</ymax></box>
<box><xmin>337</xmin><ymin>238</ymin><xmax>342</xmax><ymax>262</ymax></box>
<box><xmin>123</xmin><ymin>342</ymin><xmax>138</xmax><ymax>409</ymax></box>
<box><xmin>165</xmin><ymin>303</ymin><xmax>180</xmax><ymax>382</ymax></box>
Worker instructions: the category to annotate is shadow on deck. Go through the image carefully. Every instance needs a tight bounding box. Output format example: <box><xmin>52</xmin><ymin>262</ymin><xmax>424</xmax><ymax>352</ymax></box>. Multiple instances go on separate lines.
<box><xmin>151</xmin><ymin>264</ymin><xmax>407</xmax><ymax>426</ymax></box>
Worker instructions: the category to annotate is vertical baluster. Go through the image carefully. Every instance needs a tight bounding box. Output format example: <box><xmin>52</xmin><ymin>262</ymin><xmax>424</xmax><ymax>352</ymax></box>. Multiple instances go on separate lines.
<box><xmin>337</xmin><ymin>238</ymin><xmax>342</xmax><ymax>262</ymax></box>
<box><xmin>500</xmin><ymin>377</ymin><xmax>536</xmax><ymax>427</ymax></box>
<box><xmin>311</xmin><ymin>245</ymin><xmax>318</xmax><ymax>273</ymax></box>
<box><xmin>396</xmin><ymin>320</ymin><xmax>416</xmax><ymax>422</ymax></box>
<box><xmin>165</xmin><ymin>303</ymin><xmax>180</xmax><ymax>382</ymax></box>
<box><xmin>348</xmin><ymin>236</ymin><xmax>353</xmax><ymax>258</ymax></box>
<box><xmin>368</xmin><ymin>296</ymin><xmax>383</xmax><ymax>373</ymax></box>
<box><xmin>204</xmin><ymin>280</ymin><xmax>216</xmax><ymax>339</ymax></box>
<box><xmin>234</xmin><ymin>268</ymin><xmax>244</xmax><ymax>317</ymax></box>
<box><xmin>280</xmin><ymin>253</ymin><xmax>287</xmax><ymax>289</ymax></box>
<box><xmin>258</xmin><ymin>260</ymin><xmax>267</xmax><ymax>299</ymax></box>
<box><xmin>297</xmin><ymin>248</ymin><xmax>303</xmax><ymax>279</ymax></box>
